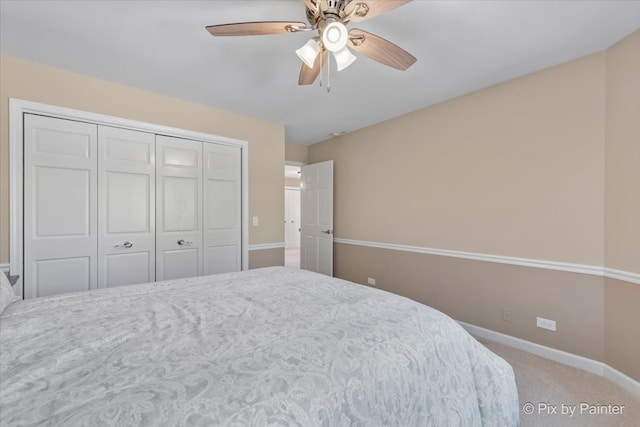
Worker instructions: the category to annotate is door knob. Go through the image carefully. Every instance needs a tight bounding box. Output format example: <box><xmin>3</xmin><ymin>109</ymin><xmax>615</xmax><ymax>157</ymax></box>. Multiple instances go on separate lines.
<box><xmin>321</xmin><ymin>229</ymin><xmax>333</xmax><ymax>235</ymax></box>
<box><xmin>115</xmin><ymin>241</ymin><xmax>133</xmax><ymax>248</ymax></box>
<box><xmin>177</xmin><ymin>239</ymin><xmax>193</xmax><ymax>246</ymax></box>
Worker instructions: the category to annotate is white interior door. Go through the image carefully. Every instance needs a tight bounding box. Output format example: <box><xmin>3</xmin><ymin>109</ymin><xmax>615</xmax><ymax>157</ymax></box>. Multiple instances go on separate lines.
<box><xmin>23</xmin><ymin>114</ymin><xmax>98</xmax><ymax>298</ymax></box>
<box><xmin>156</xmin><ymin>135</ymin><xmax>203</xmax><ymax>281</ymax></box>
<box><xmin>285</xmin><ymin>188</ymin><xmax>301</xmax><ymax>248</ymax></box>
<box><xmin>98</xmin><ymin>126</ymin><xmax>155</xmax><ymax>288</ymax></box>
<box><xmin>203</xmin><ymin>143</ymin><xmax>242</xmax><ymax>275</ymax></box>
<box><xmin>300</xmin><ymin>160</ymin><xmax>334</xmax><ymax>275</ymax></box>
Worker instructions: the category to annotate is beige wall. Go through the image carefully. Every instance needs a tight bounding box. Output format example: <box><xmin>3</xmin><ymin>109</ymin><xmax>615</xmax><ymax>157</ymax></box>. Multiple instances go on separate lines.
<box><xmin>0</xmin><ymin>55</ymin><xmax>284</xmax><ymax>266</ymax></box>
<box><xmin>249</xmin><ymin>248</ymin><xmax>285</xmax><ymax>269</ymax></box>
<box><xmin>285</xmin><ymin>142</ymin><xmax>308</xmax><ymax>164</ymax></box>
<box><xmin>310</xmin><ymin>52</ymin><xmax>606</xmax><ymax>265</ymax></box>
<box><xmin>604</xmin><ymin>278</ymin><xmax>640</xmax><ymax>380</ymax></box>
<box><xmin>335</xmin><ymin>244</ymin><xmax>605</xmax><ymax>361</ymax></box>
<box><xmin>605</xmin><ymin>31</ymin><xmax>640</xmax><ymax>273</ymax></box>
<box><xmin>309</xmin><ymin>31</ymin><xmax>640</xmax><ymax>380</ymax></box>
<box><xmin>603</xmin><ymin>31</ymin><xmax>640</xmax><ymax>380</ymax></box>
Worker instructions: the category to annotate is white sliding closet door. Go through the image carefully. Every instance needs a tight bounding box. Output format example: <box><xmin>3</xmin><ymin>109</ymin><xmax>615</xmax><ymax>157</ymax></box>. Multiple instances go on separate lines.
<box><xmin>203</xmin><ymin>143</ymin><xmax>242</xmax><ymax>274</ymax></box>
<box><xmin>98</xmin><ymin>126</ymin><xmax>155</xmax><ymax>288</ymax></box>
<box><xmin>23</xmin><ymin>114</ymin><xmax>98</xmax><ymax>298</ymax></box>
<box><xmin>156</xmin><ymin>135</ymin><xmax>203</xmax><ymax>281</ymax></box>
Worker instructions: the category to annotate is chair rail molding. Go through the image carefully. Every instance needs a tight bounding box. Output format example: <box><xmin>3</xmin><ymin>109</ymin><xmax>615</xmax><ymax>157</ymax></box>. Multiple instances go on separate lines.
<box><xmin>248</xmin><ymin>242</ymin><xmax>286</xmax><ymax>251</ymax></box>
<box><xmin>333</xmin><ymin>238</ymin><xmax>640</xmax><ymax>286</ymax></box>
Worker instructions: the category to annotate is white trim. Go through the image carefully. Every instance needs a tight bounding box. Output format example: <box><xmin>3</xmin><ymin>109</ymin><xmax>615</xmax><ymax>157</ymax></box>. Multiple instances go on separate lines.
<box><xmin>604</xmin><ymin>267</ymin><xmax>640</xmax><ymax>285</ymax></box>
<box><xmin>459</xmin><ymin>322</ymin><xmax>604</xmax><ymax>375</ymax></box>
<box><xmin>285</xmin><ymin>160</ymin><xmax>306</xmax><ymax>167</ymax></box>
<box><xmin>603</xmin><ymin>365</ymin><xmax>640</xmax><ymax>399</ymax></box>
<box><xmin>9</xmin><ymin>100</ymin><xmax>24</xmax><ymax>298</ymax></box>
<box><xmin>334</xmin><ymin>238</ymin><xmax>640</xmax><ymax>285</ymax></box>
<box><xmin>248</xmin><ymin>242</ymin><xmax>286</xmax><ymax>251</ymax></box>
<box><xmin>458</xmin><ymin>321</ymin><xmax>640</xmax><ymax>398</ymax></box>
<box><xmin>12</xmin><ymin>99</ymin><xmax>247</xmax><ymax>147</ymax></box>
<box><xmin>241</xmin><ymin>137</ymin><xmax>249</xmax><ymax>271</ymax></box>
<box><xmin>10</xmin><ymin>98</ymin><xmax>250</xmax><ymax>297</ymax></box>
<box><xmin>0</xmin><ymin>264</ymin><xmax>9</xmax><ymax>273</ymax></box>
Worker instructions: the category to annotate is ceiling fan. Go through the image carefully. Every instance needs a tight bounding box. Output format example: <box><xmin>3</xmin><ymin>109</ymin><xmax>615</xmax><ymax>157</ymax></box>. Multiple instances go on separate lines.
<box><xmin>206</xmin><ymin>0</ymin><xmax>416</xmax><ymax>86</ymax></box>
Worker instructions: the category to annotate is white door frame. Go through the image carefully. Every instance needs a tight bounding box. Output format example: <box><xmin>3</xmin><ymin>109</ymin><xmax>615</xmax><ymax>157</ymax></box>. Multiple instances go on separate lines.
<box><xmin>9</xmin><ymin>98</ymin><xmax>249</xmax><ymax>298</ymax></box>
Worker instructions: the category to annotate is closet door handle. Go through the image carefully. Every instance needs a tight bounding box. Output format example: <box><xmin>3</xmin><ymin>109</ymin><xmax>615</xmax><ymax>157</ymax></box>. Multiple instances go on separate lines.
<box><xmin>115</xmin><ymin>241</ymin><xmax>133</xmax><ymax>249</ymax></box>
<box><xmin>177</xmin><ymin>239</ymin><xmax>193</xmax><ymax>246</ymax></box>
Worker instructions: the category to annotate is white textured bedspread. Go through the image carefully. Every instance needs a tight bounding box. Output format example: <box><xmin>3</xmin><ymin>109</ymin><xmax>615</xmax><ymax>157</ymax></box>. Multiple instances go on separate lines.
<box><xmin>1</xmin><ymin>267</ymin><xmax>518</xmax><ymax>426</ymax></box>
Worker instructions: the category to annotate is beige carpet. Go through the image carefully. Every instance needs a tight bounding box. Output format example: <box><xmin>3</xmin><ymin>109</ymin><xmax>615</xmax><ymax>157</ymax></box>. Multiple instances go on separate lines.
<box><xmin>482</xmin><ymin>340</ymin><xmax>640</xmax><ymax>426</ymax></box>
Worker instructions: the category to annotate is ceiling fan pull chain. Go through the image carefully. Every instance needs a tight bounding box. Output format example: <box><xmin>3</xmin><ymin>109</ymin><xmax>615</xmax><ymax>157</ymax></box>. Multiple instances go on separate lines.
<box><xmin>327</xmin><ymin>53</ymin><xmax>331</xmax><ymax>92</ymax></box>
<box><xmin>319</xmin><ymin>49</ymin><xmax>323</xmax><ymax>88</ymax></box>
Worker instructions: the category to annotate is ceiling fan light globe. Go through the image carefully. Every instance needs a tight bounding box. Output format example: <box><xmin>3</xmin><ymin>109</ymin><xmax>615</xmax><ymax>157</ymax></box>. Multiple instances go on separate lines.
<box><xmin>333</xmin><ymin>47</ymin><xmax>357</xmax><ymax>71</ymax></box>
<box><xmin>322</xmin><ymin>21</ymin><xmax>348</xmax><ymax>52</ymax></box>
<box><xmin>296</xmin><ymin>39</ymin><xmax>322</xmax><ymax>68</ymax></box>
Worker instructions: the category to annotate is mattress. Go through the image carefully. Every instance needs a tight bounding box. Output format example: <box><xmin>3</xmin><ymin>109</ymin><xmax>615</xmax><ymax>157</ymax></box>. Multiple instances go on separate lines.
<box><xmin>0</xmin><ymin>267</ymin><xmax>518</xmax><ymax>426</ymax></box>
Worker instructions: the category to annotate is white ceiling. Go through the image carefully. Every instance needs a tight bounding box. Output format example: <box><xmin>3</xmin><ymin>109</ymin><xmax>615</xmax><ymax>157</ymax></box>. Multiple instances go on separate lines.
<box><xmin>2</xmin><ymin>1</ymin><xmax>639</xmax><ymax>145</ymax></box>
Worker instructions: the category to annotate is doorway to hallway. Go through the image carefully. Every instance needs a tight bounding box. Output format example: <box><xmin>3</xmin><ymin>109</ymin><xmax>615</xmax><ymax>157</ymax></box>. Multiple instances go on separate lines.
<box><xmin>284</xmin><ymin>165</ymin><xmax>301</xmax><ymax>269</ymax></box>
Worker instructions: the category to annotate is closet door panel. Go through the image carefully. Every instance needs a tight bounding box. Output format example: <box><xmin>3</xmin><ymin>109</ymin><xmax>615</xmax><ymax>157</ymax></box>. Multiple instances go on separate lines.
<box><xmin>98</xmin><ymin>126</ymin><xmax>155</xmax><ymax>288</ymax></box>
<box><xmin>207</xmin><ymin>180</ymin><xmax>237</xmax><ymax>229</ymax></box>
<box><xmin>106</xmin><ymin>172</ymin><xmax>150</xmax><ymax>233</ymax></box>
<box><xmin>156</xmin><ymin>135</ymin><xmax>203</xmax><ymax>281</ymax></box>
<box><xmin>34</xmin><ymin>257</ymin><xmax>92</xmax><ymax>297</ymax></box>
<box><xmin>162</xmin><ymin>249</ymin><xmax>199</xmax><ymax>281</ymax></box>
<box><xmin>205</xmin><ymin>246</ymin><xmax>237</xmax><ymax>275</ymax></box>
<box><xmin>204</xmin><ymin>144</ymin><xmax>242</xmax><ymax>275</ymax></box>
<box><xmin>162</xmin><ymin>177</ymin><xmax>199</xmax><ymax>231</ymax></box>
<box><xmin>104</xmin><ymin>252</ymin><xmax>151</xmax><ymax>287</ymax></box>
<box><xmin>23</xmin><ymin>114</ymin><xmax>98</xmax><ymax>298</ymax></box>
<box><xmin>35</xmin><ymin>167</ymin><xmax>91</xmax><ymax>236</ymax></box>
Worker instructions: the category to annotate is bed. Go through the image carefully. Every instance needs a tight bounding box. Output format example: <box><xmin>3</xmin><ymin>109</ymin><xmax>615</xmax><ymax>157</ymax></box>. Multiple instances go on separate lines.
<box><xmin>0</xmin><ymin>267</ymin><xmax>518</xmax><ymax>426</ymax></box>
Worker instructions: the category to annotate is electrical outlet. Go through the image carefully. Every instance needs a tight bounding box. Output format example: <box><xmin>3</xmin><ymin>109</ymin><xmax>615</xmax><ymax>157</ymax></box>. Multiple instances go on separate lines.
<box><xmin>367</xmin><ymin>277</ymin><xmax>376</xmax><ymax>286</ymax></box>
<box><xmin>536</xmin><ymin>316</ymin><xmax>556</xmax><ymax>331</ymax></box>
<box><xmin>502</xmin><ymin>307</ymin><xmax>512</xmax><ymax>322</ymax></box>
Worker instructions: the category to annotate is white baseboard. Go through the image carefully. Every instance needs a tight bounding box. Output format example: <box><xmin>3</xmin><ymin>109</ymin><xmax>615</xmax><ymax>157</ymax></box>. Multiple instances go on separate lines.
<box><xmin>458</xmin><ymin>321</ymin><xmax>640</xmax><ymax>398</ymax></box>
<box><xmin>0</xmin><ymin>263</ymin><xmax>9</xmax><ymax>273</ymax></box>
<box><xmin>602</xmin><ymin>365</ymin><xmax>640</xmax><ymax>399</ymax></box>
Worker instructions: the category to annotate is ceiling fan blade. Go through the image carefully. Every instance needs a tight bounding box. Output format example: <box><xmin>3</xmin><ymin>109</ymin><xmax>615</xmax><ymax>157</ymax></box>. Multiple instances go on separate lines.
<box><xmin>348</xmin><ymin>28</ymin><xmax>416</xmax><ymax>70</ymax></box>
<box><xmin>206</xmin><ymin>21</ymin><xmax>307</xmax><ymax>36</ymax></box>
<box><xmin>343</xmin><ymin>0</ymin><xmax>411</xmax><ymax>22</ymax></box>
<box><xmin>299</xmin><ymin>50</ymin><xmax>328</xmax><ymax>85</ymax></box>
